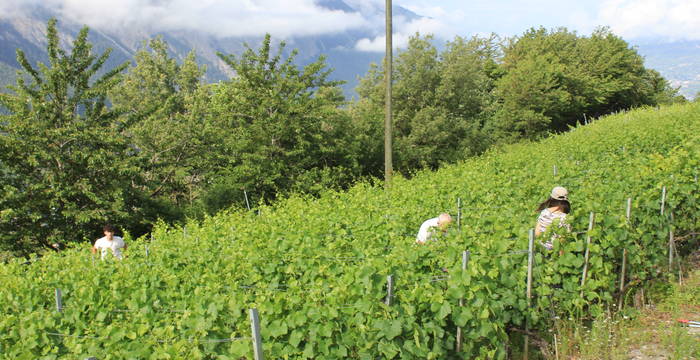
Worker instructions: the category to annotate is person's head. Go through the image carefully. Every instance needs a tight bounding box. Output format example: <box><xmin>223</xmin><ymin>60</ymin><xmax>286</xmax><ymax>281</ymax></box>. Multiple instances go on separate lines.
<box><xmin>437</xmin><ymin>213</ymin><xmax>453</xmax><ymax>231</ymax></box>
<box><xmin>537</xmin><ymin>187</ymin><xmax>571</xmax><ymax>213</ymax></box>
<box><xmin>103</xmin><ymin>224</ymin><xmax>116</xmax><ymax>238</ymax></box>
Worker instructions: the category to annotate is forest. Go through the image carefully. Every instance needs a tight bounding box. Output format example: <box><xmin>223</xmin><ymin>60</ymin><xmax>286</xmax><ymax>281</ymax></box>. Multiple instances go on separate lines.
<box><xmin>0</xmin><ymin>19</ymin><xmax>688</xmax><ymax>257</ymax></box>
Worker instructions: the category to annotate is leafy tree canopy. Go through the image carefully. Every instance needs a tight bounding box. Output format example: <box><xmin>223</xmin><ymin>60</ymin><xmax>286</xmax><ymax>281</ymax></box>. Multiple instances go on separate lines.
<box><xmin>0</xmin><ymin>19</ymin><xmax>141</xmax><ymax>255</ymax></box>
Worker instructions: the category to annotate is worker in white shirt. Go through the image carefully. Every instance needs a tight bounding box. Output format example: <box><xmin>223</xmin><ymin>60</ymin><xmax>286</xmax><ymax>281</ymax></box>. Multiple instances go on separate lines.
<box><xmin>91</xmin><ymin>224</ymin><xmax>127</xmax><ymax>260</ymax></box>
<box><xmin>416</xmin><ymin>213</ymin><xmax>453</xmax><ymax>244</ymax></box>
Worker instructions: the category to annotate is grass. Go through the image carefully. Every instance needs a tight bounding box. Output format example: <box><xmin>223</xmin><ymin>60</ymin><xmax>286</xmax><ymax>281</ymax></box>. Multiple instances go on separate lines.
<box><xmin>547</xmin><ymin>252</ymin><xmax>700</xmax><ymax>359</ymax></box>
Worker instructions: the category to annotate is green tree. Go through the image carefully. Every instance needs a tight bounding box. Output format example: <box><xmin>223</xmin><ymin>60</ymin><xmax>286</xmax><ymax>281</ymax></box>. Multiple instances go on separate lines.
<box><xmin>353</xmin><ymin>33</ymin><xmax>498</xmax><ymax>173</ymax></box>
<box><xmin>489</xmin><ymin>28</ymin><xmax>590</xmax><ymax>139</ymax></box>
<box><xmin>206</xmin><ymin>34</ymin><xmax>360</xmax><ymax>210</ymax></box>
<box><xmin>0</xmin><ymin>19</ymin><xmax>140</xmax><ymax>255</ymax></box>
<box><xmin>434</xmin><ymin>34</ymin><xmax>500</xmax><ymax>158</ymax></box>
<box><xmin>488</xmin><ymin>27</ymin><xmax>682</xmax><ymax>140</ymax></box>
<box><xmin>110</xmin><ymin>37</ymin><xmax>212</xmax><ymax>221</ymax></box>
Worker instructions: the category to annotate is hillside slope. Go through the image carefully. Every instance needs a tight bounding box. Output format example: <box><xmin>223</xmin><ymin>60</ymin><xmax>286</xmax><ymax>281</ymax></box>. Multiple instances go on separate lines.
<box><xmin>1</xmin><ymin>103</ymin><xmax>699</xmax><ymax>359</ymax></box>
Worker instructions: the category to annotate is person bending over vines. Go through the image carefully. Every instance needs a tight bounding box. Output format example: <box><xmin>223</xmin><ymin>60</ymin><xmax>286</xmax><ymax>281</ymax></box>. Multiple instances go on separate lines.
<box><xmin>535</xmin><ymin>186</ymin><xmax>571</xmax><ymax>250</ymax></box>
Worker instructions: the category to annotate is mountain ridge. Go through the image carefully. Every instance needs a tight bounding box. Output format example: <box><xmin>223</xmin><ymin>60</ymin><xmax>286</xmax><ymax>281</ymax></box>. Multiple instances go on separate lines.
<box><xmin>0</xmin><ymin>3</ymin><xmax>698</xmax><ymax>99</ymax></box>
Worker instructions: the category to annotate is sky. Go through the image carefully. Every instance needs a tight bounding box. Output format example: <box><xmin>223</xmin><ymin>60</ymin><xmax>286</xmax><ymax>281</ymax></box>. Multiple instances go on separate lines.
<box><xmin>1</xmin><ymin>0</ymin><xmax>698</xmax><ymax>51</ymax></box>
<box><xmin>399</xmin><ymin>0</ymin><xmax>700</xmax><ymax>42</ymax></box>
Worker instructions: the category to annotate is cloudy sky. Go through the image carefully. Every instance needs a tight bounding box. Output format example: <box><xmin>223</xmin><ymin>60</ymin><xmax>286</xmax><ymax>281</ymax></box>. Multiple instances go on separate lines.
<box><xmin>401</xmin><ymin>0</ymin><xmax>700</xmax><ymax>41</ymax></box>
<box><xmin>1</xmin><ymin>0</ymin><xmax>698</xmax><ymax>51</ymax></box>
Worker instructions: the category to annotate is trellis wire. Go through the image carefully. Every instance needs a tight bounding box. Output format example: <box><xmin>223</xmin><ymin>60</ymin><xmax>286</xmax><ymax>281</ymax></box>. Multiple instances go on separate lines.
<box><xmin>428</xmin><ymin>275</ymin><xmax>450</xmax><ymax>283</ymax></box>
<box><xmin>46</xmin><ymin>331</ymin><xmax>250</xmax><ymax>343</ymax></box>
<box><xmin>47</xmin><ymin>332</ymin><xmax>100</xmax><ymax>339</ymax></box>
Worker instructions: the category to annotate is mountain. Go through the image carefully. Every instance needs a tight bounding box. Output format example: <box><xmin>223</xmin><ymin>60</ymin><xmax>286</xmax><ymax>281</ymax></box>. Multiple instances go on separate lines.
<box><xmin>634</xmin><ymin>40</ymin><xmax>700</xmax><ymax>100</ymax></box>
<box><xmin>0</xmin><ymin>0</ymin><xmax>420</xmax><ymax>96</ymax></box>
<box><xmin>0</xmin><ymin>2</ymin><xmax>698</xmax><ymax>100</ymax></box>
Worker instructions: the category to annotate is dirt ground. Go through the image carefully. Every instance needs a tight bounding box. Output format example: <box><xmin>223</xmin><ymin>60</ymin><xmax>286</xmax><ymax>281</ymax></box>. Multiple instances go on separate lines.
<box><xmin>625</xmin><ymin>251</ymin><xmax>700</xmax><ymax>360</ymax></box>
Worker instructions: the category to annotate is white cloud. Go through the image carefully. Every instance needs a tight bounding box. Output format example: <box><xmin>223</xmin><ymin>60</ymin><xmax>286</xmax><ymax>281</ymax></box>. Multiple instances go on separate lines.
<box><xmin>0</xmin><ymin>0</ymin><xmax>370</xmax><ymax>38</ymax></box>
<box><xmin>355</xmin><ymin>16</ymin><xmax>447</xmax><ymax>51</ymax></box>
<box><xmin>598</xmin><ymin>0</ymin><xmax>700</xmax><ymax>40</ymax></box>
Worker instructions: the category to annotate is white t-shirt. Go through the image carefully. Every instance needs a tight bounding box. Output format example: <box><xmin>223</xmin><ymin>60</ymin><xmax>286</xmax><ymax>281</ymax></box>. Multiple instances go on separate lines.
<box><xmin>94</xmin><ymin>236</ymin><xmax>125</xmax><ymax>260</ymax></box>
<box><xmin>416</xmin><ymin>217</ymin><xmax>440</xmax><ymax>244</ymax></box>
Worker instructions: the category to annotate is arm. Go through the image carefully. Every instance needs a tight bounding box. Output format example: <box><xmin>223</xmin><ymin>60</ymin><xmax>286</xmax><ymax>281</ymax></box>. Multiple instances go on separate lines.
<box><xmin>534</xmin><ymin>211</ymin><xmax>547</xmax><ymax>237</ymax></box>
<box><xmin>416</xmin><ymin>222</ymin><xmax>428</xmax><ymax>244</ymax></box>
<box><xmin>91</xmin><ymin>246</ymin><xmax>97</xmax><ymax>254</ymax></box>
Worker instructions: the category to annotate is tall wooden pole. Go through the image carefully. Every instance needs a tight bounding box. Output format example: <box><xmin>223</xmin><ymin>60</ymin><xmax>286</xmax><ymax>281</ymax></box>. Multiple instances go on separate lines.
<box><xmin>384</xmin><ymin>0</ymin><xmax>393</xmax><ymax>187</ymax></box>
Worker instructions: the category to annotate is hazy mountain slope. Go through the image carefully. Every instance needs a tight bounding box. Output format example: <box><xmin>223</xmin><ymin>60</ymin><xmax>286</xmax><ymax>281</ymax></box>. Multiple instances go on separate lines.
<box><xmin>0</xmin><ymin>62</ymin><xmax>18</xmax><ymax>90</ymax></box>
<box><xmin>1</xmin><ymin>2</ymin><xmax>697</xmax><ymax>99</ymax></box>
<box><xmin>635</xmin><ymin>40</ymin><xmax>700</xmax><ymax>100</ymax></box>
<box><xmin>0</xmin><ymin>0</ymin><xmax>403</xmax><ymax>94</ymax></box>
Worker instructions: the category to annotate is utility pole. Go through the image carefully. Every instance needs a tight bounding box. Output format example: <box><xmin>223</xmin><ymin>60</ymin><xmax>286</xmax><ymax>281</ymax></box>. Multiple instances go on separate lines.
<box><xmin>384</xmin><ymin>0</ymin><xmax>393</xmax><ymax>188</ymax></box>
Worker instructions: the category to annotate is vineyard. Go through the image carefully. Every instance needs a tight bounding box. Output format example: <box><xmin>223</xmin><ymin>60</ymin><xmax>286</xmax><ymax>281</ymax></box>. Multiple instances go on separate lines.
<box><xmin>1</xmin><ymin>102</ymin><xmax>699</xmax><ymax>359</ymax></box>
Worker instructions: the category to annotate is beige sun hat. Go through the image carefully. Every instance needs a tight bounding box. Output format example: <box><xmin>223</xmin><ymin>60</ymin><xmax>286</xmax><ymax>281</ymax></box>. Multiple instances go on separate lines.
<box><xmin>551</xmin><ymin>186</ymin><xmax>568</xmax><ymax>201</ymax></box>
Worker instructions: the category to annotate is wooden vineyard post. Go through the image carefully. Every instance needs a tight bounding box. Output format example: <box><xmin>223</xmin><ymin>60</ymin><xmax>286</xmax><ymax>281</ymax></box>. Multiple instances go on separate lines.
<box><xmin>385</xmin><ymin>275</ymin><xmax>394</xmax><ymax>306</ymax></box>
<box><xmin>457</xmin><ymin>198</ymin><xmax>462</xmax><ymax>234</ymax></box>
<box><xmin>524</xmin><ymin>229</ymin><xmax>535</xmax><ymax>360</ymax></box>
<box><xmin>660</xmin><ymin>186</ymin><xmax>666</xmax><ymax>216</ymax></box>
<box><xmin>669</xmin><ymin>229</ymin><xmax>673</xmax><ymax>273</ymax></box>
<box><xmin>145</xmin><ymin>245</ymin><xmax>149</xmax><ymax>258</ymax></box>
<box><xmin>55</xmin><ymin>288</ymin><xmax>63</xmax><ymax>313</ymax></box>
<box><xmin>244</xmin><ymin>189</ymin><xmax>251</xmax><ymax>211</ymax></box>
<box><xmin>580</xmin><ymin>212</ymin><xmax>596</xmax><ymax>295</ymax></box>
<box><xmin>250</xmin><ymin>308</ymin><xmax>264</xmax><ymax>360</ymax></box>
<box><xmin>626</xmin><ymin>198</ymin><xmax>632</xmax><ymax>223</ymax></box>
<box><xmin>553</xmin><ymin>164</ymin><xmax>557</xmax><ymax>177</ymax></box>
<box><xmin>618</xmin><ymin>249</ymin><xmax>627</xmax><ymax>310</ymax></box>
<box><xmin>456</xmin><ymin>250</ymin><xmax>470</xmax><ymax>352</ymax></box>
<box><xmin>674</xmin><ymin>240</ymin><xmax>683</xmax><ymax>286</ymax></box>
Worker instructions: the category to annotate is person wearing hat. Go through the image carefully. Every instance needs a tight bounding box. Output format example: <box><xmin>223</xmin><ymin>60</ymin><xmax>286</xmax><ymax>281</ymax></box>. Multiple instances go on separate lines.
<box><xmin>416</xmin><ymin>213</ymin><xmax>453</xmax><ymax>244</ymax></box>
<box><xmin>535</xmin><ymin>186</ymin><xmax>571</xmax><ymax>249</ymax></box>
